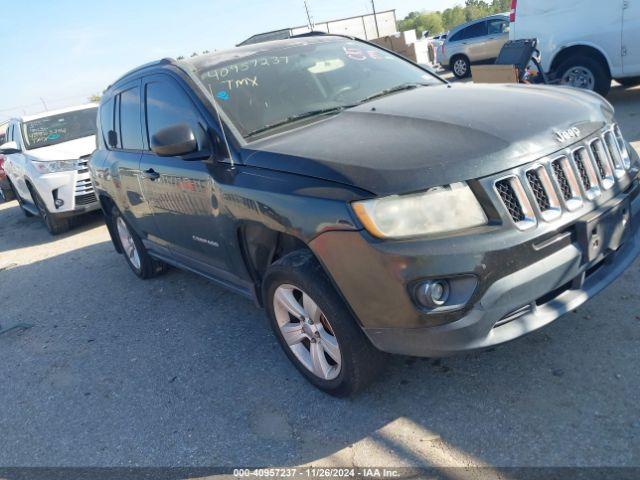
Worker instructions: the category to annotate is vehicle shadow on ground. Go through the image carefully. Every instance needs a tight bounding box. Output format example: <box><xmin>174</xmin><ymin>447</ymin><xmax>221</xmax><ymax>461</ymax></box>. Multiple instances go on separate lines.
<box><xmin>0</xmin><ymin>200</ymin><xmax>105</xmax><ymax>254</ymax></box>
<box><xmin>0</xmin><ymin>240</ymin><xmax>638</xmax><ymax>468</ymax></box>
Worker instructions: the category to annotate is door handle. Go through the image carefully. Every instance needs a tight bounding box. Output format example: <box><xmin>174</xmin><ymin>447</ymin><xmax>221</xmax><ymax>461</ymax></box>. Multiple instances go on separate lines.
<box><xmin>142</xmin><ymin>168</ymin><xmax>160</xmax><ymax>180</ymax></box>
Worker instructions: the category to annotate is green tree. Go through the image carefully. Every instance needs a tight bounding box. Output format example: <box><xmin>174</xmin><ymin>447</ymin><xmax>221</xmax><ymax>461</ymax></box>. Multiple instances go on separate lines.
<box><xmin>88</xmin><ymin>94</ymin><xmax>101</xmax><ymax>102</ymax></box>
<box><xmin>441</xmin><ymin>6</ymin><xmax>467</xmax><ymax>31</ymax></box>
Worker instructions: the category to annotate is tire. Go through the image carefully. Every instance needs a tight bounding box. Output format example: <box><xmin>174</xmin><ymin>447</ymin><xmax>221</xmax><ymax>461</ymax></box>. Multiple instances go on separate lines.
<box><xmin>263</xmin><ymin>250</ymin><xmax>385</xmax><ymax>397</ymax></box>
<box><xmin>556</xmin><ymin>55</ymin><xmax>611</xmax><ymax>97</ymax></box>
<box><xmin>9</xmin><ymin>180</ymin><xmax>34</xmax><ymax>217</ymax></box>
<box><xmin>616</xmin><ymin>77</ymin><xmax>640</xmax><ymax>88</ymax></box>
<box><xmin>451</xmin><ymin>55</ymin><xmax>471</xmax><ymax>79</ymax></box>
<box><xmin>30</xmin><ymin>186</ymin><xmax>70</xmax><ymax>235</ymax></box>
<box><xmin>111</xmin><ymin>208</ymin><xmax>167</xmax><ymax>279</ymax></box>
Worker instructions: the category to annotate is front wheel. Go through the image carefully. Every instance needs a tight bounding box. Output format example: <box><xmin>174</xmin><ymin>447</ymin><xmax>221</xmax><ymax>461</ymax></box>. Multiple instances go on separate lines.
<box><xmin>451</xmin><ymin>55</ymin><xmax>471</xmax><ymax>79</ymax></box>
<box><xmin>263</xmin><ymin>250</ymin><xmax>385</xmax><ymax>397</ymax></box>
<box><xmin>557</xmin><ymin>55</ymin><xmax>611</xmax><ymax>97</ymax></box>
<box><xmin>31</xmin><ymin>187</ymin><xmax>70</xmax><ymax>235</ymax></box>
<box><xmin>112</xmin><ymin>209</ymin><xmax>166</xmax><ymax>279</ymax></box>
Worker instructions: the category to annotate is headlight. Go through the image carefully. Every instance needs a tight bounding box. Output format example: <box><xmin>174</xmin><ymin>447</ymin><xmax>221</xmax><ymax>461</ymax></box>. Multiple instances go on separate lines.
<box><xmin>352</xmin><ymin>182</ymin><xmax>487</xmax><ymax>239</ymax></box>
<box><xmin>32</xmin><ymin>160</ymin><xmax>79</xmax><ymax>174</ymax></box>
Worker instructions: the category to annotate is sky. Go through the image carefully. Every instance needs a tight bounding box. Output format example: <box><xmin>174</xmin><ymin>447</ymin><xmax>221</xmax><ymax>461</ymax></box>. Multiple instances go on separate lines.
<box><xmin>0</xmin><ymin>0</ymin><xmax>461</xmax><ymax>121</ymax></box>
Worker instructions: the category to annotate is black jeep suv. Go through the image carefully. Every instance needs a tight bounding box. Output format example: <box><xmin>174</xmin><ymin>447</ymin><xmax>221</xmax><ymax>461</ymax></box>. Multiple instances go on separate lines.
<box><xmin>91</xmin><ymin>35</ymin><xmax>640</xmax><ymax>396</ymax></box>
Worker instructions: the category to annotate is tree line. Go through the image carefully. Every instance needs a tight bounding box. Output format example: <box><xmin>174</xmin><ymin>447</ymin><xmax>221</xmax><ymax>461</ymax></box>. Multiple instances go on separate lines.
<box><xmin>397</xmin><ymin>0</ymin><xmax>511</xmax><ymax>38</ymax></box>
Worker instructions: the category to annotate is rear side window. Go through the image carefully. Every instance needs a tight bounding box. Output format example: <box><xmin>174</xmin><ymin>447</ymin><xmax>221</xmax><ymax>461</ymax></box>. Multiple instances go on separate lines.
<box><xmin>99</xmin><ymin>98</ymin><xmax>115</xmax><ymax>148</ymax></box>
<box><xmin>118</xmin><ymin>87</ymin><xmax>143</xmax><ymax>150</ymax></box>
<box><xmin>145</xmin><ymin>80</ymin><xmax>199</xmax><ymax>146</ymax></box>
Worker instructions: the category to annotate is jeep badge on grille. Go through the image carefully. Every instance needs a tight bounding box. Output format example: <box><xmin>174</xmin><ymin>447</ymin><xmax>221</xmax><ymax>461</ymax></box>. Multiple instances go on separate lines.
<box><xmin>555</xmin><ymin>127</ymin><xmax>581</xmax><ymax>143</ymax></box>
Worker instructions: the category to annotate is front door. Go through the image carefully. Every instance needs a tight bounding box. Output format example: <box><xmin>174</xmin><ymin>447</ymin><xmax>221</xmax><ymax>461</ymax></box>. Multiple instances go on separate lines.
<box><xmin>138</xmin><ymin>74</ymin><xmax>228</xmax><ymax>272</ymax></box>
<box><xmin>623</xmin><ymin>0</ymin><xmax>640</xmax><ymax>75</ymax></box>
<box><xmin>484</xmin><ymin>18</ymin><xmax>510</xmax><ymax>60</ymax></box>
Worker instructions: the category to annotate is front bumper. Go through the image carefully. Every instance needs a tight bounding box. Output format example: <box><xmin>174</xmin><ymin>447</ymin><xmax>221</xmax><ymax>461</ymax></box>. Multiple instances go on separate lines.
<box><xmin>31</xmin><ymin>169</ymin><xmax>99</xmax><ymax>215</ymax></box>
<box><xmin>310</xmin><ymin>181</ymin><xmax>640</xmax><ymax>357</ymax></box>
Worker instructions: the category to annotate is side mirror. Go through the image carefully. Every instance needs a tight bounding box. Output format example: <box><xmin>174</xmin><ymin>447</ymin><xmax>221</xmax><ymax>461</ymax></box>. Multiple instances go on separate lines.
<box><xmin>150</xmin><ymin>123</ymin><xmax>197</xmax><ymax>157</ymax></box>
<box><xmin>0</xmin><ymin>141</ymin><xmax>20</xmax><ymax>155</ymax></box>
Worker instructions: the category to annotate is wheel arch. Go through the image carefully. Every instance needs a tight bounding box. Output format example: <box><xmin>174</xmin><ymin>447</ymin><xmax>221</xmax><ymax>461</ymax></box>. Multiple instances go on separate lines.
<box><xmin>237</xmin><ymin>222</ymin><xmax>312</xmax><ymax>306</ymax></box>
<box><xmin>550</xmin><ymin>44</ymin><xmax>612</xmax><ymax>78</ymax></box>
<box><xmin>98</xmin><ymin>193</ymin><xmax>124</xmax><ymax>254</ymax></box>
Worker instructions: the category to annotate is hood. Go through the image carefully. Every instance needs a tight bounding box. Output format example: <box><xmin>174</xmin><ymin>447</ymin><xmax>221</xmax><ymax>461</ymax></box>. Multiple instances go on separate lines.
<box><xmin>26</xmin><ymin>135</ymin><xmax>96</xmax><ymax>161</ymax></box>
<box><xmin>243</xmin><ymin>83</ymin><xmax>614</xmax><ymax>196</ymax></box>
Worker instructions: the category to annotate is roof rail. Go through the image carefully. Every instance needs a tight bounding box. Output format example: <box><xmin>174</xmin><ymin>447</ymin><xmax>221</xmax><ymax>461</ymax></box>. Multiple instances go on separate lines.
<box><xmin>106</xmin><ymin>58</ymin><xmax>174</xmax><ymax>90</ymax></box>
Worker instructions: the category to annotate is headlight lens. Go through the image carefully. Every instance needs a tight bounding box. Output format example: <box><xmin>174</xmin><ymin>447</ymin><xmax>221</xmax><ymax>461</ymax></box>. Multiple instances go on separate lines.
<box><xmin>352</xmin><ymin>182</ymin><xmax>487</xmax><ymax>239</ymax></box>
<box><xmin>32</xmin><ymin>160</ymin><xmax>79</xmax><ymax>174</ymax></box>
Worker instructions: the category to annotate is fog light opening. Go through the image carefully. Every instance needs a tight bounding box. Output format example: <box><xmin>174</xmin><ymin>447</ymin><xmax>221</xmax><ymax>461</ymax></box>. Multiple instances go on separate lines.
<box><xmin>416</xmin><ymin>280</ymin><xmax>450</xmax><ymax>308</ymax></box>
<box><xmin>54</xmin><ymin>198</ymin><xmax>64</xmax><ymax>208</ymax></box>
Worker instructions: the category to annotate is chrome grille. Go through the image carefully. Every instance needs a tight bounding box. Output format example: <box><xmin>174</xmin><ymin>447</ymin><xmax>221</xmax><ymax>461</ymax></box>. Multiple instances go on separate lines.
<box><xmin>493</xmin><ymin>124</ymin><xmax>632</xmax><ymax>229</ymax></box>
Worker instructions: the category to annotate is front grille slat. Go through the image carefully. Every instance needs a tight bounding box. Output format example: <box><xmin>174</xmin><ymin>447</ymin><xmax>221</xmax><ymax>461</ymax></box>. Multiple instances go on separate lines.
<box><xmin>552</xmin><ymin>159</ymin><xmax>572</xmax><ymax>201</ymax></box>
<box><xmin>573</xmin><ymin>148</ymin><xmax>592</xmax><ymax>191</ymax></box>
<box><xmin>496</xmin><ymin>179</ymin><xmax>525</xmax><ymax>223</ymax></box>
<box><xmin>75</xmin><ymin>192</ymin><xmax>97</xmax><ymax>206</ymax></box>
<box><xmin>526</xmin><ymin>170</ymin><xmax>551</xmax><ymax>211</ymax></box>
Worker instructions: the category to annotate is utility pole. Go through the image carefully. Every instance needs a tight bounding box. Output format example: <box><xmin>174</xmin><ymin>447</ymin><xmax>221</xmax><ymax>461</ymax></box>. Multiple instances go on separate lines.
<box><xmin>371</xmin><ymin>0</ymin><xmax>380</xmax><ymax>38</ymax></box>
<box><xmin>304</xmin><ymin>0</ymin><xmax>314</xmax><ymax>30</ymax></box>
<box><xmin>39</xmin><ymin>97</ymin><xmax>48</xmax><ymax>111</ymax></box>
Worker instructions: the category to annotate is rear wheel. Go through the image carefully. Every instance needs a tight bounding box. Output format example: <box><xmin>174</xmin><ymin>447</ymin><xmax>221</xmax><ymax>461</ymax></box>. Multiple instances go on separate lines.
<box><xmin>263</xmin><ymin>250</ymin><xmax>385</xmax><ymax>397</ymax></box>
<box><xmin>30</xmin><ymin>186</ymin><xmax>70</xmax><ymax>235</ymax></box>
<box><xmin>112</xmin><ymin>209</ymin><xmax>166</xmax><ymax>279</ymax></box>
<box><xmin>557</xmin><ymin>55</ymin><xmax>611</xmax><ymax>97</ymax></box>
<box><xmin>451</xmin><ymin>55</ymin><xmax>471</xmax><ymax>79</ymax></box>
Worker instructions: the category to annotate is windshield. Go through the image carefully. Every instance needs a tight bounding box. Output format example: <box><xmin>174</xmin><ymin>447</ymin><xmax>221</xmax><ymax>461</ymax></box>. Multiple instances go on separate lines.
<box><xmin>192</xmin><ymin>38</ymin><xmax>443</xmax><ymax>138</ymax></box>
<box><xmin>22</xmin><ymin>107</ymin><xmax>98</xmax><ymax>149</ymax></box>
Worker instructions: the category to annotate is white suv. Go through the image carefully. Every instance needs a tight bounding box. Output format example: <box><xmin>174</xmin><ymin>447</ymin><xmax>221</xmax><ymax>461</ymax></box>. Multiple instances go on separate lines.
<box><xmin>0</xmin><ymin>104</ymin><xmax>100</xmax><ymax>234</ymax></box>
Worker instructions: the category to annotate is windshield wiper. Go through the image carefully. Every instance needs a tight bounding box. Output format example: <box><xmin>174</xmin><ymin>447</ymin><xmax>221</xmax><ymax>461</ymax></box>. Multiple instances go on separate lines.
<box><xmin>357</xmin><ymin>82</ymin><xmax>429</xmax><ymax>104</ymax></box>
<box><xmin>246</xmin><ymin>106</ymin><xmax>350</xmax><ymax>138</ymax></box>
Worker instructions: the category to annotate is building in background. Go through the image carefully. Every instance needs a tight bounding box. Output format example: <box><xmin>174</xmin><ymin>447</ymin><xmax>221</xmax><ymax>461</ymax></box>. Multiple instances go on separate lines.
<box><xmin>237</xmin><ymin>10</ymin><xmax>397</xmax><ymax>46</ymax></box>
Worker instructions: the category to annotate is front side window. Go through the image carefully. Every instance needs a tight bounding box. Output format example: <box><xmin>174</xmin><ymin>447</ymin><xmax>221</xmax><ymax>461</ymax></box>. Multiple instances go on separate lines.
<box><xmin>21</xmin><ymin>108</ymin><xmax>97</xmax><ymax>150</ymax></box>
<box><xmin>487</xmin><ymin>19</ymin><xmax>509</xmax><ymax>35</ymax></box>
<box><xmin>118</xmin><ymin>87</ymin><xmax>143</xmax><ymax>150</ymax></box>
<box><xmin>191</xmin><ymin>38</ymin><xmax>442</xmax><ymax>138</ymax></box>
<box><xmin>465</xmin><ymin>21</ymin><xmax>488</xmax><ymax>39</ymax></box>
<box><xmin>145</xmin><ymin>80</ymin><xmax>199</xmax><ymax>145</ymax></box>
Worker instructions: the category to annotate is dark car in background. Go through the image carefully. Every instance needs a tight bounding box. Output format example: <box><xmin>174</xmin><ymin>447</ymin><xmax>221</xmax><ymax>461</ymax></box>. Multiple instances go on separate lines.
<box><xmin>90</xmin><ymin>35</ymin><xmax>640</xmax><ymax>396</ymax></box>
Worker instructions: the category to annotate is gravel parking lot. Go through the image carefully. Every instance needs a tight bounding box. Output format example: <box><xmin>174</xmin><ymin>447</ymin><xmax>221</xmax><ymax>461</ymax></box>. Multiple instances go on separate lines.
<box><xmin>1</xmin><ymin>82</ymin><xmax>639</xmax><ymax>470</ymax></box>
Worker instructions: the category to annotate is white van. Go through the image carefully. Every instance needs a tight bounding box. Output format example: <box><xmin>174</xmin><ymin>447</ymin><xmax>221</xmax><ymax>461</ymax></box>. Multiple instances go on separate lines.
<box><xmin>0</xmin><ymin>104</ymin><xmax>99</xmax><ymax>234</ymax></box>
<box><xmin>509</xmin><ymin>0</ymin><xmax>640</xmax><ymax>96</ymax></box>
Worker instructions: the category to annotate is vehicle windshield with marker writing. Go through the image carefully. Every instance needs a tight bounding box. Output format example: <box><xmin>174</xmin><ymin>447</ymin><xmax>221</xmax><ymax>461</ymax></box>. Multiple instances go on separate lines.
<box><xmin>91</xmin><ymin>35</ymin><xmax>640</xmax><ymax>396</ymax></box>
<box><xmin>188</xmin><ymin>38</ymin><xmax>443</xmax><ymax>138</ymax></box>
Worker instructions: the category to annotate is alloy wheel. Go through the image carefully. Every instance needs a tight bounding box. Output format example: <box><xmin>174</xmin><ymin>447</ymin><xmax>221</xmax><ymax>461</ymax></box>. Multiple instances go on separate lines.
<box><xmin>561</xmin><ymin>66</ymin><xmax>595</xmax><ymax>90</ymax></box>
<box><xmin>116</xmin><ymin>216</ymin><xmax>141</xmax><ymax>270</ymax></box>
<box><xmin>454</xmin><ymin>59</ymin><xmax>467</xmax><ymax>77</ymax></box>
<box><xmin>273</xmin><ymin>284</ymin><xmax>342</xmax><ymax>380</ymax></box>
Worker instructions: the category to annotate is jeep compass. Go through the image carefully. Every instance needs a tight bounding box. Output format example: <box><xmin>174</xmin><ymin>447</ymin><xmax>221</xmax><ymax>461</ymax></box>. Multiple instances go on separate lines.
<box><xmin>90</xmin><ymin>35</ymin><xmax>640</xmax><ymax>396</ymax></box>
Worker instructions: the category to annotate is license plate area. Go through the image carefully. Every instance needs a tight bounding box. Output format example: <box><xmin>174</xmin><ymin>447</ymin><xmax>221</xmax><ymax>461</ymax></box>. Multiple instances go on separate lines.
<box><xmin>576</xmin><ymin>198</ymin><xmax>631</xmax><ymax>264</ymax></box>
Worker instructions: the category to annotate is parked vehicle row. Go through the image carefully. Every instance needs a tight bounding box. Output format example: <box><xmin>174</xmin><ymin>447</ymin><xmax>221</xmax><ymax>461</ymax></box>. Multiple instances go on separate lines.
<box><xmin>0</xmin><ymin>105</ymin><xmax>100</xmax><ymax>233</ymax></box>
<box><xmin>76</xmin><ymin>35</ymin><xmax>638</xmax><ymax>396</ymax></box>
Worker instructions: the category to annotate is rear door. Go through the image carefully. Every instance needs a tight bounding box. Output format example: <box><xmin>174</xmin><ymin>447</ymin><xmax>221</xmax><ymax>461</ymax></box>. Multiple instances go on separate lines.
<box><xmin>139</xmin><ymin>74</ymin><xmax>229</xmax><ymax>272</ymax></box>
<box><xmin>623</xmin><ymin>0</ymin><xmax>640</xmax><ymax>75</ymax></box>
<box><xmin>107</xmin><ymin>80</ymin><xmax>156</xmax><ymax>234</ymax></box>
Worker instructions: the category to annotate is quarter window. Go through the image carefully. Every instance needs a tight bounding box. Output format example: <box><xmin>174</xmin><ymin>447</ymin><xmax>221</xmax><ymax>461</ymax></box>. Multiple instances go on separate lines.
<box><xmin>100</xmin><ymin>98</ymin><xmax>115</xmax><ymax>148</ymax></box>
<box><xmin>144</xmin><ymin>79</ymin><xmax>199</xmax><ymax>146</ymax></box>
<box><xmin>118</xmin><ymin>87</ymin><xmax>143</xmax><ymax>150</ymax></box>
